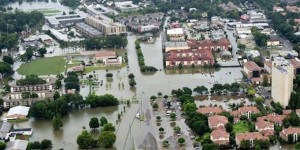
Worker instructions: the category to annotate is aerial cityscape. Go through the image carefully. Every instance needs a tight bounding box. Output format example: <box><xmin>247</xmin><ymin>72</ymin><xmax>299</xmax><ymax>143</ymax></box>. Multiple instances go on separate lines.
<box><xmin>1</xmin><ymin>0</ymin><xmax>300</xmax><ymax>149</ymax></box>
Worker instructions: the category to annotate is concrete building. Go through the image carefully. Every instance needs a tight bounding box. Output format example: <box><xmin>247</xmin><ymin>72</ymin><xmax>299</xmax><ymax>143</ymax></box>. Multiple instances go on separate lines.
<box><xmin>114</xmin><ymin>1</ymin><xmax>140</xmax><ymax>12</ymax></box>
<box><xmin>167</xmin><ymin>28</ymin><xmax>185</xmax><ymax>41</ymax></box>
<box><xmin>5</xmin><ymin>106</ymin><xmax>29</xmax><ymax>120</ymax></box>
<box><xmin>75</xmin><ymin>23</ymin><xmax>102</xmax><ymax>38</ymax></box>
<box><xmin>6</xmin><ymin>140</ymin><xmax>28</xmax><ymax>150</ymax></box>
<box><xmin>164</xmin><ymin>42</ymin><xmax>189</xmax><ymax>52</ymax></box>
<box><xmin>85</xmin><ymin>16</ymin><xmax>126</xmax><ymax>35</ymax></box>
<box><xmin>271</xmin><ymin>57</ymin><xmax>294</xmax><ymax>108</ymax></box>
<box><xmin>243</xmin><ymin>61</ymin><xmax>261</xmax><ymax>78</ymax></box>
<box><xmin>46</xmin><ymin>14</ymin><xmax>85</xmax><ymax>29</ymax></box>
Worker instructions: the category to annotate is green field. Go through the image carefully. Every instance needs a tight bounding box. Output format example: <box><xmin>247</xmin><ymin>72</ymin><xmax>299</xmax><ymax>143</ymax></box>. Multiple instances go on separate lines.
<box><xmin>233</xmin><ymin>121</ymin><xmax>250</xmax><ymax>133</ymax></box>
<box><xmin>17</xmin><ymin>56</ymin><xmax>69</xmax><ymax>75</ymax></box>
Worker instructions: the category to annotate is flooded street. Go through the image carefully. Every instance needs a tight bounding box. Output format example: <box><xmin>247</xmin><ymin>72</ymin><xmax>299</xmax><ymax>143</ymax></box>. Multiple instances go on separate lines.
<box><xmin>9</xmin><ymin>32</ymin><xmax>245</xmax><ymax>150</ymax></box>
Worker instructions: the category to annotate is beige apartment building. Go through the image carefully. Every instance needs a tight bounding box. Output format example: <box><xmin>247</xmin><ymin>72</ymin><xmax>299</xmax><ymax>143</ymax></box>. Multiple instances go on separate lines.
<box><xmin>85</xmin><ymin>16</ymin><xmax>126</xmax><ymax>35</ymax></box>
<box><xmin>271</xmin><ymin>57</ymin><xmax>294</xmax><ymax>107</ymax></box>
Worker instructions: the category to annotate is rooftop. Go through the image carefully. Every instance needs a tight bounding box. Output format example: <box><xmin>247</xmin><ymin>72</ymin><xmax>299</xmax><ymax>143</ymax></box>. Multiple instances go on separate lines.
<box><xmin>236</xmin><ymin>132</ymin><xmax>267</xmax><ymax>141</ymax></box>
<box><xmin>95</xmin><ymin>51</ymin><xmax>117</xmax><ymax>58</ymax></box>
<box><xmin>238</xmin><ymin>106</ymin><xmax>260</xmax><ymax>113</ymax></box>
<box><xmin>244</xmin><ymin>61</ymin><xmax>261</xmax><ymax>71</ymax></box>
<box><xmin>165</xmin><ymin>42</ymin><xmax>189</xmax><ymax>48</ymax></box>
<box><xmin>198</xmin><ymin>106</ymin><xmax>223</xmax><ymax>115</ymax></box>
<box><xmin>208</xmin><ymin>115</ymin><xmax>228</xmax><ymax>127</ymax></box>
<box><xmin>6</xmin><ymin>140</ymin><xmax>29</xmax><ymax>150</ymax></box>
<box><xmin>290</xmin><ymin>58</ymin><xmax>300</xmax><ymax>68</ymax></box>
<box><xmin>76</xmin><ymin>23</ymin><xmax>102</xmax><ymax>36</ymax></box>
<box><xmin>7</xmin><ymin>106</ymin><xmax>30</xmax><ymax>118</ymax></box>
<box><xmin>167</xmin><ymin>28</ymin><xmax>184</xmax><ymax>35</ymax></box>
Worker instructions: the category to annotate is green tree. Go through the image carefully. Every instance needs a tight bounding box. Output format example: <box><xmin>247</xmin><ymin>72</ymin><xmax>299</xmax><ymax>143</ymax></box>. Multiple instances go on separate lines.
<box><xmin>41</xmin><ymin>139</ymin><xmax>52</xmax><ymax>149</ymax></box>
<box><xmin>178</xmin><ymin>137</ymin><xmax>185</xmax><ymax>145</ymax></box>
<box><xmin>128</xmin><ymin>73</ymin><xmax>135</xmax><ymax>79</ymax></box>
<box><xmin>170</xmin><ymin>113</ymin><xmax>176</xmax><ymax>120</ymax></box>
<box><xmin>2</xmin><ymin>56</ymin><xmax>13</xmax><ymax>65</ymax></box>
<box><xmin>100</xmin><ymin>117</ymin><xmax>108</xmax><ymax>127</ymax></box>
<box><xmin>89</xmin><ymin>117</ymin><xmax>100</xmax><ymax>130</ymax></box>
<box><xmin>225</xmin><ymin>123</ymin><xmax>233</xmax><ymax>133</ymax></box>
<box><xmin>289</xmin><ymin>112</ymin><xmax>300</xmax><ymax>126</ymax></box>
<box><xmin>152</xmin><ymin>102</ymin><xmax>159</xmax><ymax>110</ymax></box>
<box><xmin>295</xmin><ymin>142</ymin><xmax>300</xmax><ymax>150</ymax></box>
<box><xmin>129</xmin><ymin>79</ymin><xmax>136</xmax><ymax>87</ymax></box>
<box><xmin>0</xmin><ymin>62</ymin><xmax>12</xmax><ymax>76</ymax></box>
<box><xmin>150</xmin><ymin>95</ymin><xmax>157</xmax><ymax>100</ymax></box>
<box><xmin>202</xmin><ymin>143</ymin><xmax>220</xmax><ymax>150</ymax></box>
<box><xmin>29</xmin><ymin>141</ymin><xmax>41</xmax><ymax>149</ymax></box>
<box><xmin>0</xmin><ymin>142</ymin><xmax>5</xmax><ymax>150</ymax></box>
<box><xmin>159</xmin><ymin>127</ymin><xmax>164</xmax><ymax>133</ymax></box>
<box><xmin>37</xmin><ymin>47</ymin><xmax>47</xmax><ymax>57</ymax></box>
<box><xmin>52</xmin><ymin>115</ymin><xmax>63</xmax><ymax>130</ymax></box>
<box><xmin>262</xmin><ymin>74</ymin><xmax>269</xmax><ymax>87</ymax></box>
<box><xmin>77</xmin><ymin>130</ymin><xmax>97</xmax><ymax>149</ymax></box>
<box><xmin>255</xmin><ymin>145</ymin><xmax>261</xmax><ymax>150</ymax></box>
<box><xmin>184</xmin><ymin>102</ymin><xmax>197</xmax><ymax>116</ymax></box>
<box><xmin>103</xmin><ymin>123</ymin><xmax>115</xmax><ymax>132</ymax></box>
<box><xmin>98</xmin><ymin>131</ymin><xmax>116</xmax><ymax>148</ymax></box>
<box><xmin>193</xmin><ymin>86</ymin><xmax>208</xmax><ymax>95</ymax></box>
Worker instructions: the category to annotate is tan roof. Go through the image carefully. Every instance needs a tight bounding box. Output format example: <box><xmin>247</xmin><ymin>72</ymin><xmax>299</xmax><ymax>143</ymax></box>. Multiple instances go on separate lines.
<box><xmin>238</xmin><ymin>106</ymin><xmax>260</xmax><ymax>114</ymax></box>
<box><xmin>236</xmin><ymin>132</ymin><xmax>268</xmax><ymax>142</ymax></box>
<box><xmin>94</xmin><ymin>51</ymin><xmax>116</xmax><ymax>58</ymax></box>
<box><xmin>290</xmin><ymin>58</ymin><xmax>300</xmax><ymax>68</ymax></box>
<box><xmin>244</xmin><ymin>61</ymin><xmax>261</xmax><ymax>71</ymax></box>
<box><xmin>198</xmin><ymin>106</ymin><xmax>223</xmax><ymax>115</ymax></box>
<box><xmin>230</xmin><ymin>110</ymin><xmax>240</xmax><ymax>118</ymax></box>
<box><xmin>211</xmin><ymin>128</ymin><xmax>229</xmax><ymax>140</ymax></box>
<box><xmin>281</xmin><ymin>127</ymin><xmax>300</xmax><ymax>135</ymax></box>
<box><xmin>283</xmin><ymin>110</ymin><xmax>292</xmax><ymax>115</ymax></box>
<box><xmin>208</xmin><ymin>115</ymin><xmax>228</xmax><ymax>127</ymax></box>
<box><xmin>258</xmin><ymin>114</ymin><xmax>286</xmax><ymax>124</ymax></box>
<box><xmin>264</xmin><ymin>60</ymin><xmax>272</xmax><ymax>69</ymax></box>
<box><xmin>256</xmin><ymin>121</ymin><xmax>274</xmax><ymax>130</ymax></box>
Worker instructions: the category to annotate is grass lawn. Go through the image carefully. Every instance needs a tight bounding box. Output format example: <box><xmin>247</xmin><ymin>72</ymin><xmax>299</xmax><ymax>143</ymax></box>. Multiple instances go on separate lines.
<box><xmin>16</xmin><ymin>134</ymin><xmax>30</xmax><ymax>141</ymax></box>
<box><xmin>233</xmin><ymin>121</ymin><xmax>250</xmax><ymax>133</ymax></box>
<box><xmin>17</xmin><ymin>56</ymin><xmax>70</xmax><ymax>75</ymax></box>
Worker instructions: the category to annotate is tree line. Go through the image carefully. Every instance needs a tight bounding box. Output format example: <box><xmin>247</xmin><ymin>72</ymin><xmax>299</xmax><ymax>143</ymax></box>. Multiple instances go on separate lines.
<box><xmin>134</xmin><ymin>40</ymin><xmax>158</xmax><ymax>72</ymax></box>
<box><xmin>29</xmin><ymin>93</ymin><xmax>119</xmax><ymax>119</ymax></box>
<box><xmin>58</xmin><ymin>35</ymin><xmax>128</xmax><ymax>50</ymax></box>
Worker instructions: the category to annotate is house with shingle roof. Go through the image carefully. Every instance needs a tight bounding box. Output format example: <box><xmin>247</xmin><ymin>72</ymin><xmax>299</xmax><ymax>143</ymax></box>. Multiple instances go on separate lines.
<box><xmin>280</xmin><ymin>127</ymin><xmax>300</xmax><ymax>142</ymax></box>
<box><xmin>236</xmin><ymin>132</ymin><xmax>269</xmax><ymax>148</ymax></box>
<box><xmin>238</xmin><ymin>106</ymin><xmax>260</xmax><ymax>120</ymax></box>
<box><xmin>208</xmin><ymin>115</ymin><xmax>228</xmax><ymax>129</ymax></box>
<box><xmin>210</xmin><ymin>128</ymin><xmax>230</xmax><ymax>146</ymax></box>
<box><xmin>197</xmin><ymin>106</ymin><xmax>223</xmax><ymax>116</ymax></box>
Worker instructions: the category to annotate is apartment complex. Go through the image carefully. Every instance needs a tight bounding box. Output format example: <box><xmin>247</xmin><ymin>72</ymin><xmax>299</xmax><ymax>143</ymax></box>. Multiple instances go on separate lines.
<box><xmin>75</xmin><ymin>23</ymin><xmax>102</xmax><ymax>38</ymax></box>
<box><xmin>85</xmin><ymin>16</ymin><xmax>126</xmax><ymax>35</ymax></box>
<box><xmin>3</xmin><ymin>77</ymin><xmax>57</xmax><ymax>109</ymax></box>
<box><xmin>271</xmin><ymin>57</ymin><xmax>294</xmax><ymax>107</ymax></box>
<box><xmin>46</xmin><ymin>14</ymin><xmax>85</xmax><ymax>29</ymax></box>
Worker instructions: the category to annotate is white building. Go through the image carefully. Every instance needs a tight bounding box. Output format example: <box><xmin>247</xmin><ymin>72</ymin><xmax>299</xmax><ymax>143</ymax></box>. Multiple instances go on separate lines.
<box><xmin>271</xmin><ymin>57</ymin><xmax>294</xmax><ymax>107</ymax></box>
<box><xmin>167</xmin><ymin>28</ymin><xmax>185</xmax><ymax>41</ymax></box>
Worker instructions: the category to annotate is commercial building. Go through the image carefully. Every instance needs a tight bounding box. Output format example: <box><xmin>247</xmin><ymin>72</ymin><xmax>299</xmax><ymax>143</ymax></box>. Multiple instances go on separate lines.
<box><xmin>46</xmin><ymin>14</ymin><xmax>85</xmax><ymax>29</ymax></box>
<box><xmin>85</xmin><ymin>16</ymin><xmax>126</xmax><ymax>35</ymax></box>
<box><xmin>94</xmin><ymin>51</ymin><xmax>122</xmax><ymax>66</ymax></box>
<box><xmin>114</xmin><ymin>1</ymin><xmax>140</xmax><ymax>12</ymax></box>
<box><xmin>5</xmin><ymin>106</ymin><xmax>30</xmax><ymax>120</ymax></box>
<box><xmin>164</xmin><ymin>42</ymin><xmax>189</xmax><ymax>52</ymax></box>
<box><xmin>165</xmin><ymin>48</ymin><xmax>214</xmax><ymax>67</ymax></box>
<box><xmin>6</xmin><ymin>140</ymin><xmax>29</xmax><ymax>150</ymax></box>
<box><xmin>271</xmin><ymin>57</ymin><xmax>294</xmax><ymax>108</ymax></box>
<box><xmin>75</xmin><ymin>23</ymin><xmax>102</xmax><ymax>38</ymax></box>
<box><xmin>167</xmin><ymin>28</ymin><xmax>185</xmax><ymax>41</ymax></box>
<box><xmin>243</xmin><ymin>61</ymin><xmax>261</xmax><ymax>78</ymax></box>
